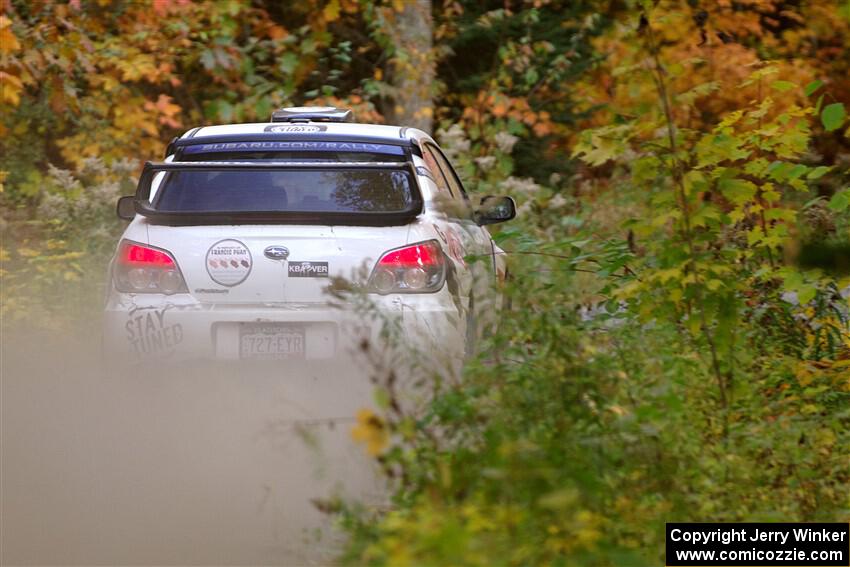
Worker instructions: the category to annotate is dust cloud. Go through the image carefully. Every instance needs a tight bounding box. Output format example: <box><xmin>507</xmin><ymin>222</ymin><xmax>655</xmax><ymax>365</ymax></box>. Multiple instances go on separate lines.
<box><xmin>1</xmin><ymin>312</ymin><xmax>386</xmax><ymax>565</ymax></box>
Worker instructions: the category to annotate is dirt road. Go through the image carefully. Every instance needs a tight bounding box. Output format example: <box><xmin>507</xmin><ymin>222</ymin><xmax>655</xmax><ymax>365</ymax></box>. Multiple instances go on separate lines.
<box><xmin>1</xmin><ymin>323</ymin><xmax>384</xmax><ymax>565</ymax></box>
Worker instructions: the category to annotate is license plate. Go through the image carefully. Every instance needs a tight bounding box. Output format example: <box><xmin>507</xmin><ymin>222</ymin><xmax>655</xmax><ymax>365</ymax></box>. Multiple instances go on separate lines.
<box><xmin>239</xmin><ymin>323</ymin><xmax>305</xmax><ymax>360</ymax></box>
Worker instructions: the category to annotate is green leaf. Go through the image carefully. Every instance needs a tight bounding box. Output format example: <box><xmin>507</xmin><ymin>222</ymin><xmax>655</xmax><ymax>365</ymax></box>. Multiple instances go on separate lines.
<box><xmin>254</xmin><ymin>96</ymin><xmax>272</xmax><ymax>121</ymax></box>
<box><xmin>764</xmin><ymin>208</ymin><xmax>796</xmax><ymax>222</ymax></box>
<box><xmin>683</xmin><ymin>170</ymin><xmax>708</xmax><ymax>195</ymax></box>
<box><xmin>691</xmin><ymin>204</ymin><xmax>722</xmax><ymax>228</ymax></box>
<box><xmin>771</xmin><ymin>80</ymin><xmax>796</xmax><ymax>92</ymax></box>
<box><xmin>802</xmin><ymin>196</ymin><xmax>826</xmax><ymax>209</ymax></box>
<box><xmin>797</xmin><ymin>285</ymin><xmax>817</xmax><ymax>305</ymax></box>
<box><xmin>678</xmin><ymin>81</ymin><xmax>720</xmax><ymax>106</ymax></box>
<box><xmin>804</xmin><ymin>80</ymin><xmax>823</xmax><ymax>97</ymax></box>
<box><xmin>373</xmin><ymin>388</ymin><xmax>390</xmax><ymax>409</ymax></box>
<box><xmin>217</xmin><ymin>100</ymin><xmax>233</xmax><ymax>122</ymax></box>
<box><xmin>278</xmin><ymin>52</ymin><xmax>298</xmax><ymax>75</ymax></box>
<box><xmin>766</xmin><ymin>161</ymin><xmax>792</xmax><ymax>181</ymax></box>
<box><xmin>571</xmin><ymin>125</ymin><xmax>632</xmax><ymax>167</ymax></box>
<box><xmin>821</xmin><ymin>103</ymin><xmax>846</xmax><ymax>132</ymax></box>
<box><xmin>200</xmin><ymin>49</ymin><xmax>216</xmax><ymax>70</ymax></box>
<box><xmin>718</xmin><ymin>178</ymin><xmax>757</xmax><ymax>205</ymax></box>
<box><xmin>695</xmin><ymin>133</ymin><xmax>750</xmax><ymax>168</ymax></box>
<box><xmin>786</xmin><ymin>164</ymin><xmax>808</xmax><ymax>180</ymax></box>
<box><xmin>743</xmin><ymin>157</ymin><xmax>770</xmax><ymax>177</ymax></box>
<box><xmin>806</xmin><ymin>166</ymin><xmax>832</xmax><ymax>180</ymax></box>
<box><xmin>828</xmin><ymin>189</ymin><xmax>850</xmax><ymax>212</ymax></box>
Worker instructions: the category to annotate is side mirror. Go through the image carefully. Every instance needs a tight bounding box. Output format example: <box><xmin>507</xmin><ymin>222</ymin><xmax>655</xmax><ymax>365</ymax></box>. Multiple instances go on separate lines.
<box><xmin>476</xmin><ymin>195</ymin><xmax>516</xmax><ymax>225</ymax></box>
<box><xmin>116</xmin><ymin>196</ymin><xmax>136</xmax><ymax>220</ymax></box>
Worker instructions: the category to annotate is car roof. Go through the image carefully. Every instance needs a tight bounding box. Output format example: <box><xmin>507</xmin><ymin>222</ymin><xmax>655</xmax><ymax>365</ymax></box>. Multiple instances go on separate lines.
<box><xmin>182</xmin><ymin>122</ymin><xmax>429</xmax><ymax>144</ymax></box>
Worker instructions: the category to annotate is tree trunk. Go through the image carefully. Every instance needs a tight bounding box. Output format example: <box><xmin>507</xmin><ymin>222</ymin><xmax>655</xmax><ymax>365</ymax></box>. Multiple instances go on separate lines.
<box><xmin>382</xmin><ymin>0</ymin><xmax>433</xmax><ymax>133</ymax></box>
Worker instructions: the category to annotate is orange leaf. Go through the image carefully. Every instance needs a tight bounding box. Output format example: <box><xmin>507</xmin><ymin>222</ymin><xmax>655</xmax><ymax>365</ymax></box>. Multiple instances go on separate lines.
<box><xmin>268</xmin><ymin>25</ymin><xmax>287</xmax><ymax>40</ymax></box>
<box><xmin>0</xmin><ymin>16</ymin><xmax>20</xmax><ymax>54</ymax></box>
<box><xmin>533</xmin><ymin>122</ymin><xmax>552</xmax><ymax>137</ymax></box>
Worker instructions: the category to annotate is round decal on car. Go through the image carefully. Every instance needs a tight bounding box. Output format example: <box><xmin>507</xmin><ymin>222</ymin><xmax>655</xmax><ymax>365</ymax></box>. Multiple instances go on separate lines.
<box><xmin>206</xmin><ymin>239</ymin><xmax>252</xmax><ymax>286</ymax></box>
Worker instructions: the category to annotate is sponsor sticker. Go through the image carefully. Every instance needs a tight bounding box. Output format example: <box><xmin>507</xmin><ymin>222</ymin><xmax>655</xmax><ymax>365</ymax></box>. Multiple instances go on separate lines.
<box><xmin>433</xmin><ymin>224</ymin><xmax>466</xmax><ymax>266</ymax></box>
<box><xmin>125</xmin><ymin>308</ymin><xmax>184</xmax><ymax>357</ymax></box>
<box><xmin>264</xmin><ymin>124</ymin><xmax>327</xmax><ymax>133</ymax></box>
<box><xmin>181</xmin><ymin>140</ymin><xmax>405</xmax><ymax>155</ymax></box>
<box><xmin>288</xmin><ymin>261</ymin><xmax>329</xmax><ymax>278</ymax></box>
<box><xmin>206</xmin><ymin>239</ymin><xmax>252</xmax><ymax>286</ymax></box>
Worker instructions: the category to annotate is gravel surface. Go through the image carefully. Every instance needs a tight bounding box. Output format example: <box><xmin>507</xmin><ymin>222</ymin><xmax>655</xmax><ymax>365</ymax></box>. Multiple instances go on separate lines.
<box><xmin>1</xmin><ymin>322</ymin><xmax>384</xmax><ymax>565</ymax></box>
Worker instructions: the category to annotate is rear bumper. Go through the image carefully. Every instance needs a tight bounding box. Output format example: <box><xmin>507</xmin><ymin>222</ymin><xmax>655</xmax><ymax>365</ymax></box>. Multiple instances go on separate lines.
<box><xmin>102</xmin><ymin>288</ymin><xmax>465</xmax><ymax>364</ymax></box>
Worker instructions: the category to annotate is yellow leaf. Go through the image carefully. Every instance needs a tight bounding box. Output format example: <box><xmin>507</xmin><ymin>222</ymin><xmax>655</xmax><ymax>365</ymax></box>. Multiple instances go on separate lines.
<box><xmin>350</xmin><ymin>408</ymin><xmax>389</xmax><ymax>456</ymax></box>
<box><xmin>655</xmin><ymin>267</ymin><xmax>682</xmax><ymax>283</ymax></box>
<box><xmin>686</xmin><ymin>315</ymin><xmax>701</xmax><ymax>335</ymax></box>
<box><xmin>323</xmin><ymin>0</ymin><xmax>340</xmax><ymax>21</ymax></box>
<box><xmin>795</xmin><ymin>363</ymin><xmax>814</xmax><ymax>387</ymax></box>
<box><xmin>0</xmin><ymin>71</ymin><xmax>23</xmax><ymax>106</ymax></box>
<box><xmin>669</xmin><ymin>287</ymin><xmax>683</xmax><ymax>302</ymax></box>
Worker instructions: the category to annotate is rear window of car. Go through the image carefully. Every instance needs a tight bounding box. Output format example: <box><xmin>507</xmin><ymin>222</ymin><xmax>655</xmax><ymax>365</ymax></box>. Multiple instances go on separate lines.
<box><xmin>152</xmin><ymin>168</ymin><xmax>415</xmax><ymax>213</ymax></box>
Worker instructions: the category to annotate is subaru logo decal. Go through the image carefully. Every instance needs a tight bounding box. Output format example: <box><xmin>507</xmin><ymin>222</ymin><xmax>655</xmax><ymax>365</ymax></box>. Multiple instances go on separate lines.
<box><xmin>264</xmin><ymin>246</ymin><xmax>290</xmax><ymax>260</ymax></box>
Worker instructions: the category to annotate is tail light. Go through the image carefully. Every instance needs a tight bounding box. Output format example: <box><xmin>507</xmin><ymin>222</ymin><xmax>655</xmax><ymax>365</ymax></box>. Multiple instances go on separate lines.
<box><xmin>113</xmin><ymin>240</ymin><xmax>187</xmax><ymax>294</ymax></box>
<box><xmin>368</xmin><ymin>240</ymin><xmax>446</xmax><ymax>294</ymax></box>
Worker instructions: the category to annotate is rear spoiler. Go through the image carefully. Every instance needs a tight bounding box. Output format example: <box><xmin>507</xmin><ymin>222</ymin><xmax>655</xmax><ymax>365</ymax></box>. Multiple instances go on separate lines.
<box><xmin>126</xmin><ymin>161</ymin><xmax>423</xmax><ymax>227</ymax></box>
<box><xmin>169</xmin><ymin>133</ymin><xmax>423</xmax><ymax>159</ymax></box>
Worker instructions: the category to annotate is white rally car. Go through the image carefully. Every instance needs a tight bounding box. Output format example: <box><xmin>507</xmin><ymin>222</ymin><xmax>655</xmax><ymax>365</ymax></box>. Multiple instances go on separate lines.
<box><xmin>103</xmin><ymin>107</ymin><xmax>514</xmax><ymax>363</ymax></box>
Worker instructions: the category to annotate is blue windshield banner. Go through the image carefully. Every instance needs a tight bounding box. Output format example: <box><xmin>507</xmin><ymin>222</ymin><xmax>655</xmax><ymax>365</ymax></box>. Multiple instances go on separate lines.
<box><xmin>182</xmin><ymin>141</ymin><xmax>405</xmax><ymax>155</ymax></box>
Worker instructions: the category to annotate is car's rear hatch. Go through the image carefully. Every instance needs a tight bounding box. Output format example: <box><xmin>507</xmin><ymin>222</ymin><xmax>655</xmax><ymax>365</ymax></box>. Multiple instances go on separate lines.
<box><xmin>146</xmin><ymin>223</ymin><xmax>410</xmax><ymax>304</ymax></box>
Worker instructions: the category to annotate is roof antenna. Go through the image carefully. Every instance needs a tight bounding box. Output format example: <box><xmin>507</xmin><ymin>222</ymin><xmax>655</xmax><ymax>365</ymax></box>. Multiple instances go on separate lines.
<box><xmin>271</xmin><ymin>106</ymin><xmax>355</xmax><ymax>123</ymax></box>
